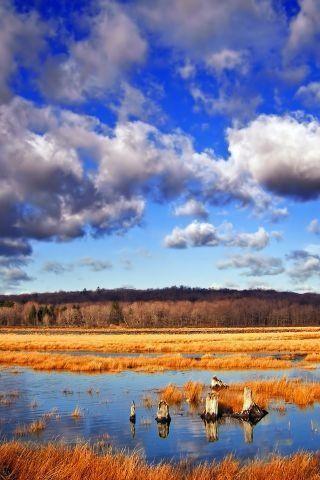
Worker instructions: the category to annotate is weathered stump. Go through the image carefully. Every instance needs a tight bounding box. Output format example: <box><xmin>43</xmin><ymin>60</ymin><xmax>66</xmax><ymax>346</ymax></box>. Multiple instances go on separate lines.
<box><xmin>204</xmin><ymin>420</ymin><xmax>218</xmax><ymax>442</ymax></box>
<box><xmin>211</xmin><ymin>376</ymin><xmax>228</xmax><ymax>389</ymax></box>
<box><xmin>201</xmin><ymin>392</ymin><xmax>219</xmax><ymax>421</ymax></box>
<box><xmin>155</xmin><ymin>400</ymin><xmax>171</xmax><ymax>423</ymax></box>
<box><xmin>130</xmin><ymin>401</ymin><xmax>136</xmax><ymax>423</ymax></box>
<box><xmin>243</xmin><ymin>421</ymin><xmax>253</xmax><ymax>443</ymax></box>
<box><xmin>233</xmin><ymin>387</ymin><xmax>267</xmax><ymax>423</ymax></box>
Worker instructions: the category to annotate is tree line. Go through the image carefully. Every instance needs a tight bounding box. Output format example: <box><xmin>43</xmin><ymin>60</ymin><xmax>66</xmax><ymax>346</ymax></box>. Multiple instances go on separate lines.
<box><xmin>0</xmin><ymin>287</ymin><xmax>320</xmax><ymax>327</ymax></box>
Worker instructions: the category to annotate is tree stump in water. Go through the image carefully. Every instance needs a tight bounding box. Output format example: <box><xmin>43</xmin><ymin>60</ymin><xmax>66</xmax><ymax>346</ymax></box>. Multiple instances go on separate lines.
<box><xmin>201</xmin><ymin>392</ymin><xmax>219</xmax><ymax>421</ymax></box>
<box><xmin>235</xmin><ymin>387</ymin><xmax>267</xmax><ymax>423</ymax></box>
<box><xmin>130</xmin><ymin>401</ymin><xmax>136</xmax><ymax>423</ymax></box>
<box><xmin>156</xmin><ymin>400</ymin><xmax>171</xmax><ymax>423</ymax></box>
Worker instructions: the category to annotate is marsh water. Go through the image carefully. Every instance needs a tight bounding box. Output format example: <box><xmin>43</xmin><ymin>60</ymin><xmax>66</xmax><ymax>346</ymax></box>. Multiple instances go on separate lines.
<box><xmin>1</xmin><ymin>365</ymin><xmax>320</xmax><ymax>463</ymax></box>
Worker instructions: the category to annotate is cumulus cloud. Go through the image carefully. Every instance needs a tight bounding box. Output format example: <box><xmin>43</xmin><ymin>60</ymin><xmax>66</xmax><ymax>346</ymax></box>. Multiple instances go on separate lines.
<box><xmin>1</xmin><ymin>96</ymin><xmax>317</xmax><ymax>277</ymax></box>
<box><xmin>287</xmin><ymin>250</ymin><xmax>320</xmax><ymax>281</ymax></box>
<box><xmin>227</xmin><ymin>114</ymin><xmax>320</xmax><ymax>200</ymax></box>
<box><xmin>40</xmin><ymin>2</ymin><xmax>146</xmax><ymax>102</ymax></box>
<box><xmin>0</xmin><ymin>97</ymin><xmax>147</xmax><ymax>262</ymax></box>
<box><xmin>164</xmin><ymin>221</ymin><xmax>219</xmax><ymax>248</ymax></box>
<box><xmin>164</xmin><ymin>222</ymin><xmax>278</xmax><ymax>250</ymax></box>
<box><xmin>227</xmin><ymin>227</ymin><xmax>271</xmax><ymax>250</ymax></box>
<box><xmin>308</xmin><ymin>219</ymin><xmax>320</xmax><ymax>235</ymax></box>
<box><xmin>173</xmin><ymin>199</ymin><xmax>208</xmax><ymax>219</ymax></box>
<box><xmin>217</xmin><ymin>253</ymin><xmax>285</xmax><ymax>276</ymax></box>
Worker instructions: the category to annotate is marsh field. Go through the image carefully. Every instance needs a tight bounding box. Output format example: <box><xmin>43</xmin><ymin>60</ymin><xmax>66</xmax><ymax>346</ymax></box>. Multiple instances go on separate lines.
<box><xmin>2</xmin><ymin>327</ymin><xmax>320</xmax><ymax>479</ymax></box>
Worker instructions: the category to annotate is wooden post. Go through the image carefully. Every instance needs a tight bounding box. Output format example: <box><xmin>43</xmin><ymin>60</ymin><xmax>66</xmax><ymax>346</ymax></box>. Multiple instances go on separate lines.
<box><xmin>242</xmin><ymin>387</ymin><xmax>254</xmax><ymax>412</ymax></box>
<box><xmin>156</xmin><ymin>400</ymin><xmax>171</xmax><ymax>423</ymax></box>
<box><xmin>130</xmin><ymin>401</ymin><xmax>136</xmax><ymax>422</ymax></box>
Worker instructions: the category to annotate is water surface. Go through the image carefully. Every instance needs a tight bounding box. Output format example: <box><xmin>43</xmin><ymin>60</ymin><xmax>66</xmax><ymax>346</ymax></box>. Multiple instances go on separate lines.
<box><xmin>0</xmin><ymin>366</ymin><xmax>319</xmax><ymax>463</ymax></box>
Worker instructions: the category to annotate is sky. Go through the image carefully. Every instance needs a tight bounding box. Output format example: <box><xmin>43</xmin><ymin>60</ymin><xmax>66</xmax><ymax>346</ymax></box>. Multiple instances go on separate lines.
<box><xmin>0</xmin><ymin>0</ymin><xmax>320</xmax><ymax>294</ymax></box>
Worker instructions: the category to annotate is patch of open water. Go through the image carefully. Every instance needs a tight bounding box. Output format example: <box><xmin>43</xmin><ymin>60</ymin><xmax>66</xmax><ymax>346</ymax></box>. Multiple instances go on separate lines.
<box><xmin>0</xmin><ymin>366</ymin><xmax>320</xmax><ymax>463</ymax></box>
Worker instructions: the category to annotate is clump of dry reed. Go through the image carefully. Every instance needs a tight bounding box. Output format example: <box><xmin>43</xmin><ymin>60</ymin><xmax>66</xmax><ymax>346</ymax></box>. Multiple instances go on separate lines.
<box><xmin>0</xmin><ymin>442</ymin><xmax>319</xmax><ymax>480</ymax></box>
<box><xmin>14</xmin><ymin>419</ymin><xmax>46</xmax><ymax>436</ymax></box>
<box><xmin>161</xmin><ymin>384</ymin><xmax>183</xmax><ymax>404</ymax></box>
<box><xmin>183</xmin><ymin>381</ymin><xmax>204</xmax><ymax>403</ymax></box>
<box><xmin>71</xmin><ymin>406</ymin><xmax>82</xmax><ymax>418</ymax></box>
<box><xmin>160</xmin><ymin>381</ymin><xmax>204</xmax><ymax>405</ymax></box>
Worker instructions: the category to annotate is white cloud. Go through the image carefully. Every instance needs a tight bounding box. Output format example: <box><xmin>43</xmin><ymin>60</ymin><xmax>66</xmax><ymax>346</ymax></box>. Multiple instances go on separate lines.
<box><xmin>165</xmin><ymin>222</ymin><xmax>277</xmax><ymax>250</ymax></box>
<box><xmin>296</xmin><ymin>82</ymin><xmax>320</xmax><ymax>105</ymax></box>
<box><xmin>111</xmin><ymin>83</ymin><xmax>163</xmax><ymax>123</ymax></box>
<box><xmin>227</xmin><ymin>114</ymin><xmax>320</xmax><ymax>200</ymax></box>
<box><xmin>286</xmin><ymin>0</ymin><xmax>320</xmax><ymax>59</ymax></box>
<box><xmin>137</xmin><ymin>0</ymin><xmax>284</xmax><ymax>61</ymax></box>
<box><xmin>164</xmin><ymin>221</ymin><xmax>219</xmax><ymax>248</ymax></box>
<box><xmin>190</xmin><ymin>84</ymin><xmax>262</xmax><ymax>120</ymax></box>
<box><xmin>173</xmin><ymin>199</ymin><xmax>208</xmax><ymax>219</ymax></box>
<box><xmin>178</xmin><ymin>60</ymin><xmax>196</xmax><ymax>79</ymax></box>
<box><xmin>40</xmin><ymin>3</ymin><xmax>147</xmax><ymax>102</ymax></box>
<box><xmin>205</xmin><ymin>49</ymin><xmax>248</xmax><ymax>73</ymax></box>
<box><xmin>0</xmin><ymin>2</ymin><xmax>46</xmax><ymax>103</ymax></box>
<box><xmin>217</xmin><ymin>253</ymin><xmax>285</xmax><ymax>276</ymax></box>
<box><xmin>287</xmin><ymin>250</ymin><xmax>320</xmax><ymax>281</ymax></box>
<box><xmin>228</xmin><ymin>227</ymin><xmax>270</xmax><ymax>250</ymax></box>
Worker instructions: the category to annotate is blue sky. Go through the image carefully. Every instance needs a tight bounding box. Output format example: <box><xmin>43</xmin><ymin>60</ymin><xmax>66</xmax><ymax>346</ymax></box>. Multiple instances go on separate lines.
<box><xmin>1</xmin><ymin>0</ymin><xmax>320</xmax><ymax>294</ymax></box>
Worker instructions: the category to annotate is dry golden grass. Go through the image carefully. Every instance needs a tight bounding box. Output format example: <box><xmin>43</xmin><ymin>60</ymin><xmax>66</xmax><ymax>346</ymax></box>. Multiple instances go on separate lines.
<box><xmin>159</xmin><ymin>378</ymin><xmax>320</xmax><ymax>410</ymax></box>
<box><xmin>161</xmin><ymin>384</ymin><xmax>184</xmax><ymax>404</ymax></box>
<box><xmin>161</xmin><ymin>381</ymin><xmax>204</xmax><ymax>405</ymax></box>
<box><xmin>184</xmin><ymin>381</ymin><xmax>204</xmax><ymax>403</ymax></box>
<box><xmin>1</xmin><ymin>328</ymin><xmax>320</xmax><ymax>356</ymax></box>
<box><xmin>0</xmin><ymin>350</ymin><xmax>295</xmax><ymax>373</ymax></box>
<box><xmin>0</xmin><ymin>442</ymin><xmax>319</xmax><ymax>480</ymax></box>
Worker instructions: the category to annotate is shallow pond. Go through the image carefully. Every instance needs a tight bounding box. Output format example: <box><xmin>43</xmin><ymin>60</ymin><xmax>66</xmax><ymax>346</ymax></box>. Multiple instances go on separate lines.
<box><xmin>0</xmin><ymin>366</ymin><xmax>320</xmax><ymax>463</ymax></box>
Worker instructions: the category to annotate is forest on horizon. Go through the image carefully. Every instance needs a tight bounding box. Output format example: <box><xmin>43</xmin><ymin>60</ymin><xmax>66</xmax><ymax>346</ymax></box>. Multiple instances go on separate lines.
<box><xmin>0</xmin><ymin>287</ymin><xmax>320</xmax><ymax>328</ymax></box>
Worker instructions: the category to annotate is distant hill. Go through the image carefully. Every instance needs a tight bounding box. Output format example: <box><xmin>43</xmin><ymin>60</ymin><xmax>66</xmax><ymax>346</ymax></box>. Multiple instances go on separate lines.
<box><xmin>1</xmin><ymin>286</ymin><xmax>319</xmax><ymax>305</ymax></box>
